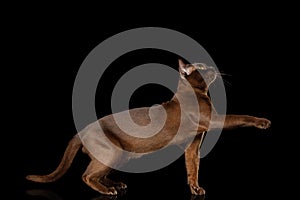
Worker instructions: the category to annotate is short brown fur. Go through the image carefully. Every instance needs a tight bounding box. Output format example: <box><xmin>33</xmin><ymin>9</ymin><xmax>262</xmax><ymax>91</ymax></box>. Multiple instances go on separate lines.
<box><xmin>27</xmin><ymin>60</ymin><xmax>270</xmax><ymax>196</ymax></box>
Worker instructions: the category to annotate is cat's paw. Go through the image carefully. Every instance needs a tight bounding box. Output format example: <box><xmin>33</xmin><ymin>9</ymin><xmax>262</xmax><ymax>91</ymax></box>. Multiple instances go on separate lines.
<box><xmin>190</xmin><ymin>185</ymin><xmax>205</xmax><ymax>195</ymax></box>
<box><xmin>105</xmin><ymin>187</ymin><xmax>118</xmax><ymax>196</ymax></box>
<box><xmin>254</xmin><ymin>118</ymin><xmax>271</xmax><ymax>129</ymax></box>
<box><xmin>115</xmin><ymin>182</ymin><xmax>127</xmax><ymax>191</ymax></box>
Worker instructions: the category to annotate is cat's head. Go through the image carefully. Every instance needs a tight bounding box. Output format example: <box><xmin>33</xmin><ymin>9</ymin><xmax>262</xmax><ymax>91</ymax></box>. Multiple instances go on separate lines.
<box><xmin>178</xmin><ymin>59</ymin><xmax>217</xmax><ymax>91</ymax></box>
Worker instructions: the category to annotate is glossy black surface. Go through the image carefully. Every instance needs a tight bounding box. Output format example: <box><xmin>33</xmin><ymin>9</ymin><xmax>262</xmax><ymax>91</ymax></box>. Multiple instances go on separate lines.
<box><xmin>6</xmin><ymin>15</ymin><xmax>286</xmax><ymax>200</ymax></box>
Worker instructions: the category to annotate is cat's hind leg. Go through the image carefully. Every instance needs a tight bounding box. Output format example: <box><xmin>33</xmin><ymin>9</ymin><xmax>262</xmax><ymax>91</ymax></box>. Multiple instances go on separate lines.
<box><xmin>82</xmin><ymin>159</ymin><xmax>117</xmax><ymax>195</ymax></box>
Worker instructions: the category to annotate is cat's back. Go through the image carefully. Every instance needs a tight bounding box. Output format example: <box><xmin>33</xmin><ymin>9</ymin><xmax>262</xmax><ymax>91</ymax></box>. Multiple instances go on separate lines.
<box><xmin>100</xmin><ymin>105</ymin><xmax>165</xmax><ymax>129</ymax></box>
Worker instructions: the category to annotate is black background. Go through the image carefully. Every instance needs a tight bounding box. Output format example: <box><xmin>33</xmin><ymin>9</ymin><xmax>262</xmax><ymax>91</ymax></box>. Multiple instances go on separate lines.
<box><xmin>4</xmin><ymin>7</ymin><xmax>293</xmax><ymax>200</ymax></box>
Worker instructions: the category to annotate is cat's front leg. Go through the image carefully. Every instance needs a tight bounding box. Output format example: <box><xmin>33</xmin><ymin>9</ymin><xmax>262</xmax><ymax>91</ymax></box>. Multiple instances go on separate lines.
<box><xmin>210</xmin><ymin>115</ymin><xmax>271</xmax><ymax>130</ymax></box>
<box><xmin>185</xmin><ymin>133</ymin><xmax>206</xmax><ymax>195</ymax></box>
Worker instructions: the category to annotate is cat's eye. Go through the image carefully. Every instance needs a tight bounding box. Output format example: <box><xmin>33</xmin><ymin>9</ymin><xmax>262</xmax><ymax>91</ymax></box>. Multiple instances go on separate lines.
<box><xmin>193</xmin><ymin>63</ymin><xmax>207</xmax><ymax>70</ymax></box>
<box><xmin>197</xmin><ymin>65</ymin><xmax>206</xmax><ymax>70</ymax></box>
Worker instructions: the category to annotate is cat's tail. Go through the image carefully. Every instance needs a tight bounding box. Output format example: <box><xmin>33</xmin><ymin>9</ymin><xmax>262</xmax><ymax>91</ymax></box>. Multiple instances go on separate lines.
<box><xmin>26</xmin><ymin>135</ymin><xmax>82</xmax><ymax>183</ymax></box>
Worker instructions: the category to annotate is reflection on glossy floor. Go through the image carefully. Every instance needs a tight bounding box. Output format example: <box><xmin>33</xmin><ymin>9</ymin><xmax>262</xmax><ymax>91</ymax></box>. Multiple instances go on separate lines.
<box><xmin>26</xmin><ymin>189</ymin><xmax>205</xmax><ymax>200</ymax></box>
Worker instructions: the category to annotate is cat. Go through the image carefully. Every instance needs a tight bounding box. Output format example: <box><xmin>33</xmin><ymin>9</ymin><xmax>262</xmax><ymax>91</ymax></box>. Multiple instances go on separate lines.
<box><xmin>26</xmin><ymin>59</ymin><xmax>271</xmax><ymax>196</ymax></box>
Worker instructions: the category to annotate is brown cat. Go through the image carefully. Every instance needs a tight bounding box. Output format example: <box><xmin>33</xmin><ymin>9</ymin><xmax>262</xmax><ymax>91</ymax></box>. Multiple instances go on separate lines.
<box><xmin>26</xmin><ymin>59</ymin><xmax>271</xmax><ymax>196</ymax></box>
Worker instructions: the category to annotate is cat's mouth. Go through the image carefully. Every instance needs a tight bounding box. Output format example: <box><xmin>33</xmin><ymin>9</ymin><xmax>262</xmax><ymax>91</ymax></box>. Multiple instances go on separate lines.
<box><xmin>194</xmin><ymin>64</ymin><xmax>217</xmax><ymax>86</ymax></box>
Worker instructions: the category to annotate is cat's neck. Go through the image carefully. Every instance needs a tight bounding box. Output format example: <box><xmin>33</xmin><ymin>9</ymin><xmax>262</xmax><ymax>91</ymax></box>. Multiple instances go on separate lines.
<box><xmin>176</xmin><ymin>78</ymin><xmax>208</xmax><ymax>97</ymax></box>
<box><xmin>162</xmin><ymin>79</ymin><xmax>210</xmax><ymax>110</ymax></box>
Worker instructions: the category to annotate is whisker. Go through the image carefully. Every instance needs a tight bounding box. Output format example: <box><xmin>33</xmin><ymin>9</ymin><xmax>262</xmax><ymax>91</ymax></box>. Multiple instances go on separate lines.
<box><xmin>220</xmin><ymin>73</ymin><xmax>232</xmax><ymax>76</ymax></box>
<box><xmin>216</xmin><ymin>72</ymin><xmax>232</xmax><ymax>76</ymax></box>
<box><xmin>223</xmin><ymin>79</ymin><xmax>232</xmax><ymax>87</ymax></box>
<box><xmin>215</xmin><ymin>73</ymin><xmax>232</xmax><ymax>87</ymax></box>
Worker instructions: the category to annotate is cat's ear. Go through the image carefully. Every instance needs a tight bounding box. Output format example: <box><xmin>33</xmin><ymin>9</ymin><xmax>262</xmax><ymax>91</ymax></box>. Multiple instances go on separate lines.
<box><xmin>179</xmin><ymin>59</ymin><xmax>193</xmax><ymax>79</ymax></box>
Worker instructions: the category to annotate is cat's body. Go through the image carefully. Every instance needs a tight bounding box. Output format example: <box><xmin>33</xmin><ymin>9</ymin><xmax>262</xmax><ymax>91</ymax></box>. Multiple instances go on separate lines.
<box><xmin>27</xmin><ymin>60</ymin><xmax>271</xmax><ymax>196</ymax></box>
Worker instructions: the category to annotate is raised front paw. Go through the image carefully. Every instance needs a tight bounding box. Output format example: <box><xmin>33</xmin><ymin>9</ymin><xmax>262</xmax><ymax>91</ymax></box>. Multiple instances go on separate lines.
<box><xmin>254</xmin><ymin>118</ymin><xmax>271</xmax><ymax>129</ymax></box>
<box><xmin>190</xmin><ymin>185</ymin><xmax>205</xmax><ymax>195</ymax></box>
